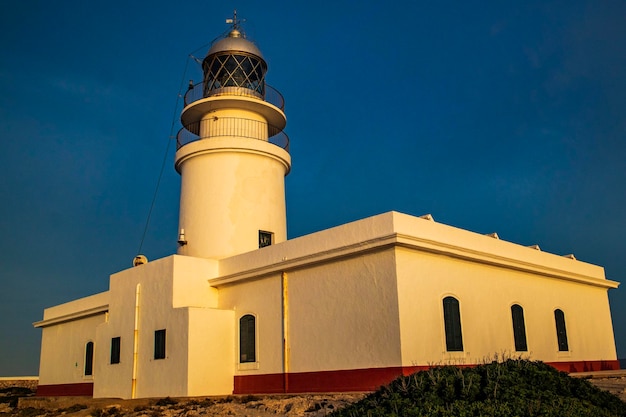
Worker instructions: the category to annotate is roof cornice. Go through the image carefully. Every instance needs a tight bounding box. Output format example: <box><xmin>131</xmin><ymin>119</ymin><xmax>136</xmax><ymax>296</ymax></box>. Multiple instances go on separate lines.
<box><xmin>210</xmin><ymin>232</ymin><xmax>619</xmax><ymax>289</ymax></box>
<box><xmin>33</xmin><ymin>305</ymin><xmax>109</xmax><ymax>328</ymax></box>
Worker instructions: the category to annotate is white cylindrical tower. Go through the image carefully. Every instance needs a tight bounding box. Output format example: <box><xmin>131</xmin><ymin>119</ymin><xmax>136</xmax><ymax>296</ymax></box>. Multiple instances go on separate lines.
<box><xmin>175</xmin><ymin>25</ymin><xmax>291</xmax><ymax>260</ymax></box>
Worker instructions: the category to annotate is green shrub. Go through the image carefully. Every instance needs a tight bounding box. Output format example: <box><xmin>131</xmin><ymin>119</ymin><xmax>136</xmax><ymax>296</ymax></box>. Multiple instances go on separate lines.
<box><xmin>332</xmin><ymin>360</ymin><xmax>626</xmax><ymax>416</ymax></box>
<box><xmin>15</xmin><ymin>407</ymin><xmax>48</xmax><ymax>417</ymax></box>
<box><xmin>155</xmin><ymin>396</ymin><xmax>178</xmax><ymax>406</ymax></box>
<box><xmin>59</xmin><ymin>403</ymin><xmax>88</xmax><ymax>413</ymax></box>
<box><xmin>90</xmin><ymin>408</ymin><xmax>104</xmax><ymax>417</ymax></box>
<box><xmin>238</xmin><ymin>394</ymin><xmax>261</xmax><ymax>404</ymax></box>
<box><xmin>187</xmin><ymin>398</ymin><xmax>215</xmax><ymax>408</ymax></box>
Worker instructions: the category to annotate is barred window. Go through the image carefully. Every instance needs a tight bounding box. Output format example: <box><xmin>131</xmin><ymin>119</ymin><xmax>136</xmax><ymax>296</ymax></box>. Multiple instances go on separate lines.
<box><xmin>259</xmin><ymin>230</ymin><xmax>273</xmax><ymax>248</ymax></box>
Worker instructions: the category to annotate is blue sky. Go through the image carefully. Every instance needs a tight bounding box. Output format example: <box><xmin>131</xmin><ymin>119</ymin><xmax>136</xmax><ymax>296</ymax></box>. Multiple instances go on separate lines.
<box><xmin>1</xmin><ymin>1</ymin><xmax>625</xmax><ymax>375</ymax></box>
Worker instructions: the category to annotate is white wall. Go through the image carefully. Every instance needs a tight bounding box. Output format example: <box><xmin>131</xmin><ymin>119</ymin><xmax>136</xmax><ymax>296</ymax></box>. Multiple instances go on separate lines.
<box><xmin>41</xmin><ymin>292</ymin><xmax>109</xmax><ymax>321</ymax></box>
<box><xmin>395</xmin><ymin>246</ymin><xmax>618</xmax><ymax>366</ymax></box>
<box><xmin>187</xmin><ymin>307</ymin><xmax>234</xmax><ymax>396</ymax></box>
<box><xmin>176</xmin><ymin>137</ymin><xmax>290</xmax><ymax>260</ymax></box>
<box><xmin>286</xmin><ymin>249</ymin><xmax>401</xmax><ymax>373</ymax></box>
<box><xmin>218</xmin><ymin>275</ymin><xmax>284</xmax><ymax>376</ymax></box>
<box><xmin>36</xmin><ymin>210</ymin><xmax>619</xmax><ymax>398</ymax></box>
<box><xmin>94</xmin><ymin>255</ymin><xmax>231</xmax><ymax>399</ymax></box>
<box><xmin>38</xmin><ymin>314</ymin><xmax>105</xmax><ymax>386</ymax></box>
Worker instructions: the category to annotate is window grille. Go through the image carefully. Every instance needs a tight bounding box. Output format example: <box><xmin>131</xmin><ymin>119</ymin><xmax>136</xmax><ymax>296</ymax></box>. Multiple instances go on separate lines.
<box><xmin>259</xmin><ymin>230</ymin><xmax>273</xmax><ymax>248</ymax></box>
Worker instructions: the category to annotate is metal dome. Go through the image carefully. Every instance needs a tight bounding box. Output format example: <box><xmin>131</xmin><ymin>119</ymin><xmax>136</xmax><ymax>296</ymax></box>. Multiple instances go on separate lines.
<box><xmin>206</xmin><ymin>30</ymin><xmax>265</xmax><ymax>60</ymax></box>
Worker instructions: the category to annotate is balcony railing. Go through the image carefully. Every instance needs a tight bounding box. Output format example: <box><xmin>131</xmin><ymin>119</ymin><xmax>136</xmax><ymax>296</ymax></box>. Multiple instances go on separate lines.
<box><xmin>183</xmin><ymin>82</ymin><xmax>285</xmax><ymax>110</ymax></box>
<box><xmin>177</xmin><ymin>117</ymin><xmax>289</xmax><ymax>151</ymax></box>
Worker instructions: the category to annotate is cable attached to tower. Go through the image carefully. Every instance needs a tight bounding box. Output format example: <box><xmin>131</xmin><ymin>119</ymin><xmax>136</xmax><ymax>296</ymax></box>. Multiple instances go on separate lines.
<box><xmin>135</xmin><ymin>31</ymin><xmax>243</xmax><ymax>258</ymax></box>
<box><xmin>136</xmin><ymin>56</ymin><xmax>193</xmax><ymax>256</ymax></box>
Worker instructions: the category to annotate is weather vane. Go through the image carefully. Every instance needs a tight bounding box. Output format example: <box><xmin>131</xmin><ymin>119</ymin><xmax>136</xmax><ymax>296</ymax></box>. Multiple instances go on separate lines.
<box><xmin>225</xmin><ymin>9</ymin><xmax>245</xmax><ymax>31</ymax></box>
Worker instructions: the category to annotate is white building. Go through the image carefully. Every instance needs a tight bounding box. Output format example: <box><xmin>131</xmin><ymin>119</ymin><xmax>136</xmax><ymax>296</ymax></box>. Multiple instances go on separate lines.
<box><xmin>34</xmin><ymin>21</ymin><xmax>620</xmax><ymax>398</ymax></box>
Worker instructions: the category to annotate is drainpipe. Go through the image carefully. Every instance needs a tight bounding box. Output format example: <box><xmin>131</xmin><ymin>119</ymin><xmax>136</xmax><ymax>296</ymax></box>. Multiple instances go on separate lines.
<box><xmin>281</xmin><ymin>272</ymin><xmax>290</xmax><ymax>393</ymax></box>
<box><xmin>131</xmin><ymin>283</ymin><xmax>141</xmax><ymax>398</ymax></box>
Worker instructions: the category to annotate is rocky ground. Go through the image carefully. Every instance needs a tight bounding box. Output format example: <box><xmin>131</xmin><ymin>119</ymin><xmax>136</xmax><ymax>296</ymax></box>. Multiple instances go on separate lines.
<box><xmin>1</xmin><ymin>373</ymin><xmax>624</xmax><ymax>416</ymax></box>
<box><xmin>3</xmin><ymin>390</ymin><xmax>365</xmax><ymax>417</ymax></box>
<box><xmin>573</xmin><ymin>372</ymin><xmax>626</xmax><ymax>402</ymax></box>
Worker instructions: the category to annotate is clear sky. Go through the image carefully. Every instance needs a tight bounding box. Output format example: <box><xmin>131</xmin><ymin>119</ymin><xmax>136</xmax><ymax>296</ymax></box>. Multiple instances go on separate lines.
<box><xmin>1</xmin><ymin>1</ymin><xmax>625</xmax><ymax>375</ymax></box>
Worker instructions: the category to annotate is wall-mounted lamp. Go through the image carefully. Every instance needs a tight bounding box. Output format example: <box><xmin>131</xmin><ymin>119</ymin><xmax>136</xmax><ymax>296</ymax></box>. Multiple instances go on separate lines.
<box><xmin>133</xmin><ymin>255</ymin><xmax>148</xmax><ymax>267</ymax></box>
<box><xmin>178</xmin><ymin>228</ymin><xmax>188</xmax><ymax>246</ymax></box>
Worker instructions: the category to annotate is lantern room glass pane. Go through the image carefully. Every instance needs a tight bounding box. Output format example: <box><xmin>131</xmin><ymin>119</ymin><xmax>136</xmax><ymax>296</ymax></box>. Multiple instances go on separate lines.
<box><xmin>203</xmin><ymin>52</ymin><xmax>266</xmax><ymax>97</ymax></box>
<box><xmin>224</xmin><ymin>55</ymin><xmax>238</xmax><ymax>72</ymax></box>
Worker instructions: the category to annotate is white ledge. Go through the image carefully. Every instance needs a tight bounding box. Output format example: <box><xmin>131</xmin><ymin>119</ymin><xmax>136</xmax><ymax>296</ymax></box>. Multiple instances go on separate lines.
<box><xmin>33</xmin><ymin>305</ymin><xmax>109</xmax><ymax>328</ymax></box>
<box><xmin>210</xmin><ymin>230</ymin><xmax>619</xmax><ymax>290</ymax></box>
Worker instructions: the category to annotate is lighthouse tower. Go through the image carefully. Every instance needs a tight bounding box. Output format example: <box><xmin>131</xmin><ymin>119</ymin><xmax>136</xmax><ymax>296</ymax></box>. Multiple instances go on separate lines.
<box><xmin>175</xmin><ymin>19</ymin><xmax>291</xmax><ymax>260</ymax></box>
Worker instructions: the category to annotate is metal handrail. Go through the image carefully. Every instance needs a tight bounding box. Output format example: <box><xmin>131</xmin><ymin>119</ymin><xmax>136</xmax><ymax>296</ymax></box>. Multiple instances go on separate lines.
<box><xmin>177</xmin><ymin>117</ymin><xmax>289</xmax><ymax>151</ymax></box>
<box><xmin>183</xmin><ymin>82</ymin><xmax>285</xmax><ymax>110</ymax></box>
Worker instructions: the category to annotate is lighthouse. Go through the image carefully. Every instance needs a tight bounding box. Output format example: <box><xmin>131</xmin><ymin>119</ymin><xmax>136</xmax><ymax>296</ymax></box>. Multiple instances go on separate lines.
<box><xmin>175</xmin><ymin>18</ymin><xmax>291</xmax><ymax>260</ymax></box>
<box><xmin>34</xmin><ymin>14</ymin><xmax>621</xmax><ymax>400</ymax></box>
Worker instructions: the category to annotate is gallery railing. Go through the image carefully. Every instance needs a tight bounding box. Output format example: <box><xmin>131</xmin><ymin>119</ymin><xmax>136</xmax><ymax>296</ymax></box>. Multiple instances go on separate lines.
<box><xmin>177</xmin><ymin>117</ymin><xmax>289</xmax><ymax>151</ymax></box>
<box><xmin>183</xmin><ymin>82</ymin><xmax>285</xmax><ymax>110</ymax></box>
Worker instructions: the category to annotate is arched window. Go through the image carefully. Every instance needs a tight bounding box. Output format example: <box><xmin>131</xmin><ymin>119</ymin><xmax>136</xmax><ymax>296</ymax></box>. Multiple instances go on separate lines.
<box><xmin>239</xmin><ymin>314</ymin><xmax>256</xmax><ymax>363</ymax></box>
<box><xmin>84</xmin><ymin>341</ymin><xmax>94</xmax><ymax>376</ymax></box>
<box><xmin>511</xmin><ymin>304</ymin><xmax>528</xmax><ymax>351</ymax></box>
<box><xmin>554</xmin><ymin>309</ymin><xmax>569</xmax><ymax>351</ymax></box>
<box><xmin>443</xmin><ymin>297</ymin><xmax>463</xmax><ymax>352</ymax></box>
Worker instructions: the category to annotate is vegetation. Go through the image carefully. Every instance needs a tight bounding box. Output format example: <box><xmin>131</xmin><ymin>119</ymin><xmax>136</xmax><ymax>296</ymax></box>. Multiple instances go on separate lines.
<box><xmin>90</xmin><ymin>406</ymin><xmax>123</xmax><ymax>417</ymax></box>
<box><xmin>332</xmin><ymin>359</ymin><xmax>626</xmax><ymax>417</ymax></box>
<box><xmin>59</xmin><ymin>403</ymin><xmax>88</xmax><ymax>413</ymax></box>
<box><xmin>155</xmin><ymin>396</ymin><xmax>178</xmax><ymax>406</ymax></box>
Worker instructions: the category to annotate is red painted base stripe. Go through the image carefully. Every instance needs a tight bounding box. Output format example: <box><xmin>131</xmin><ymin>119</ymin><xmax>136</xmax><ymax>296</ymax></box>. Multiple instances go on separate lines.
<box><xmin>234</xmin><ymin>367</ymin><xmax>405</xmax><ymax>394</ymax></box>
<box><xmin>234</xmin><ymin>359</ymin><xmax>620</xmax><ymax>394</ymax></box>
<box><xmin>36</xmin><ymin>382</ymin><xmax>93</xmax><ymax>397</ymax></box>
<box><xmin>35</xmin><ymin>360</ymin><xmax>620</xmax><ymax>397</ymax></box>
<box><xmin>234</xmin><ymin>373</ymin><xmax>284</xmax><ymax>394</ymax></box>
<box><xmin>546</xmin><ymin>359</ymin><xmax>620</xmax><ymax>373</ymax></box>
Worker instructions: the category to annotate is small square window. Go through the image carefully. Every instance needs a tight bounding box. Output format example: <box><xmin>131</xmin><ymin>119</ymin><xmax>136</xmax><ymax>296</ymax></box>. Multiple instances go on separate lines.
<box><xmin>259</xmin><ymin>231</ymin><xmax>273</xmax><ymax>248</ymax></box>
<box><xmin>154</xmin><ymin>329</ymin><xmax>166</xmax><ymax>360</ymax></box>
<box><xmin>110</xmin><ymin>337</ymin><xmax>121</xmax><ymax>364</ymax></box>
